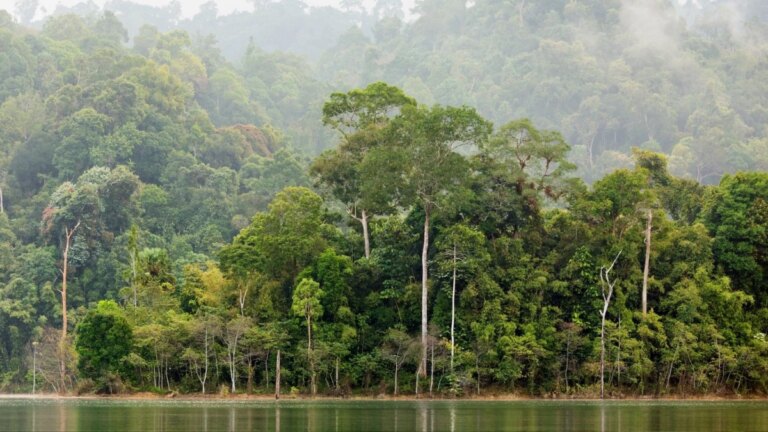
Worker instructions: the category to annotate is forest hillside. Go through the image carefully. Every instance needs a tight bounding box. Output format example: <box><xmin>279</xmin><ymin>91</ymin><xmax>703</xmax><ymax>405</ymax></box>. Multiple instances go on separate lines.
<box><xmin>0</xmin><ymin>2</ymin><xmax>766</xmax><ymax>397</ymax></box>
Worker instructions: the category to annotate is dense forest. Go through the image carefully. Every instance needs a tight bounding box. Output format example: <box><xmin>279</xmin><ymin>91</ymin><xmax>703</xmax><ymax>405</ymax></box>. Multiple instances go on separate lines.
<box><xmin>17</xmin><ymin>0</ymin><xmax>768</xmax><ymax>183</ymax></box>
<box><xmin>0</xmin><ymin>1</ymin><xmax>767</xmax><ymax>398</ymax></box>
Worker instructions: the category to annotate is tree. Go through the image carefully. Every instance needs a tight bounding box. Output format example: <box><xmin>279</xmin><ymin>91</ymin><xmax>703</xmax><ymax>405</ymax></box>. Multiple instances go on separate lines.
<box><xmin>474</xmin><ymin>118</ymin><xmax>577</xmax><ymax>237</ymax></box>
<box><xmin>314</xmin><ymin>82</ymin><xmax>415</xmax><ymax>258</ymax></box>
<box><xmin>183</xmin><ymin>314</ymin><xmax>221</xmax><ymax>394</ymax></box>
<box><xmin>53</xmin><ymin>108</ymin><xmax>112</xmax><ymax>180</ymax></box>
<box><xmin>390</xmin><ymin>104</ymin><xmax>492</xmax><ymax>378</ymax></box>
<box><xmin>599</xmin><ymin>251</ymin><xmax>621</xmax><ymax>399</ymax></box>
<box><xmin>633</xmin><ymin>149</ymin><xmax>671</xmax><ymax>317</ymax></box>
<box><xmin>223</xmin><ymin>315</ymin><xmax>252</xmax><ymax>393</ymax></box>
<box><xmin>42</xmin><ymin>182</ymin><xmax>84</xmax><ymax>392</ymax></box>
<box><xmin>75</xmin><ymin>300</ymin><xmax>133</xmax><ymax>392</ymax></box>
<box><xmin>435</xmin><ymin>224</ymin><xmax>489</xmax><ymax>374</ymax></box>
<box><xmin>484</xmin><ymin>119</ymin><xmax>577</xmax><ymax>201</ymax></box>
<box><xmin>292</xmin><ymin>278</ymin><xmax>324</xmax><ymax>395</ymax></box>
<box><xmin>703</xmin><ymin>172</ymin><xmax>768</xmax><ymax>308</ymax></box>
<box><xmin>381</xmin><ymin>327</ymin><xmax>415</xmax><ymax>396</ymax></box>
<box><xmin>223</xmin><ymin>187</ymin><xmax>330</xmax><ymax>286</ymax></box>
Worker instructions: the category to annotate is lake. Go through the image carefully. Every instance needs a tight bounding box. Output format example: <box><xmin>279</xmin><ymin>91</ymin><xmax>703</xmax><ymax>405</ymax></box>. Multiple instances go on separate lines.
<box><xmin>0</xmin><ymin>398</ymin><xmax>766</xmax><ymax>431</ymax></box>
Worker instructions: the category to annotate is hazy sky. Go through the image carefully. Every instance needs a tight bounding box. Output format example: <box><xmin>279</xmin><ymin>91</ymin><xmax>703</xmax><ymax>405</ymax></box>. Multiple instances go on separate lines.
<box><xmin>1</xmin><ymin>0</ymin><xmax>417</xmax><ymax>20</ymax></box>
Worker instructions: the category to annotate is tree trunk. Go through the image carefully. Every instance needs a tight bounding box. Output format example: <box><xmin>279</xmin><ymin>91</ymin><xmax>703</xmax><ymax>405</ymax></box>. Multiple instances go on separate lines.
<box><xmin>362</xmin><ymin>209</ymin><xmax>370</xmax><ymax>259</ymax></box>
<box><xmin>642</xmin><ymin>210</ymin><xmax>652</xmax><ymax>317</ymax></box>
<box><xmin>616</xmin><ymin>322</ymin><xmax>622</xmax><ymax>388</ymax></box>
<box><xmin>229</xmin><ymin>351</ymin><xmax>236</xmax><ymax>394</ymax></box>
<box><xmin>429</xmin><ymin>341</ymin><xmax>435</xmax><ymax>397</ymax></box>
<box><xmin>599</xmin><ymin>251</ymin><xmax>620</xmax><ymax>399</ymax></box>
<box><xmin>164</xmin><ymin>358</ymin><xmax>170</xmax><ymax>390</ymax></box>
<box><xmin>265</xmin><ymin>350</ymin><xmax>270</xmax><ymax>390</ymax></box>
<box><xmin>0</xmin><ymin>185</ymin><xmax>4</xmax><ymax>214</ymax></box>
<box><xmin>564</xmin><ymin>334</ymin><xmax>571</xmax><ymax>391</ymax></box>
<box><xmin>275</xmin><ymin>350</ymin><xmax>281</xmax><ymax>399</ymax></box>
<box><xmin>238</xmin><ymin>287</ymin><xmax>247</xmax><ymax>317</ymax></box>
<box><xmin>394</xmin><ymin>362</ymin><xmax>399</xmax><ymax>396</ymax></box>
<box><xmin>247</xmin><ymin>357</ymin><xmax>254</xmax><ymax>394</ymax></box>
<box><xmin>59</xmin><ymin>221</ymin><xmax>80</xmax><ymax>393</ymax></box>
<box><xmin>335</xmin><ymin>357</ymin><xmax>340</xmax><ymax>393</ymax></box>
<box><xmin>600</xmin><ymin>313</ymin><xmax>606</xmax><ymax>399</ymax></box>
<box><xmin>307</xmin><ymin>314</ymin><xmax>316</xmax><ymax>396</ymax></box>
<box><xmin>450</xmin><ymin>243</ymin><xmax>457</xmax><ymax>374</ymax></box>
<box><xmin>128</xmin><ymin>225</ymin><xmax>138</xmax><ymax>308</ymax></box>
<box><xmin>475</xmin><ymin>354</ymin><xmax>480</xmax><ymax>395</ymax></box>
<box><xmin>202</xmin><ymin>326</ymin><xmax>209</xmax><ymax>394</ymax></box>
<box><xmin>131</xmin><ymin>253</ymin><xmax>137</xmax><ymax>308</ymax></box>
<box><xmin>415</xmin><ymin>365</ymin><xmax>420</xmax><ymax>396</ymax></box>
<box><xmin>420</xmin><ymin>208</ymin><xmax>430</xmax><ymax>377</ymax></box>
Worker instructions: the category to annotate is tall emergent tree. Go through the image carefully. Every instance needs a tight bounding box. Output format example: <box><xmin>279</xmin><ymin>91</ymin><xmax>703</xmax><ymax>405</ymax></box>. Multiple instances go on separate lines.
<box><xmin>435</xmin><ymin>224</ymin><xmax>489</xmax><ymax>373</ymax></box>
<box><xmin>390</xmin><ymin>104</ymin><xmax>492</xmax><ymax>378</ymax></box>
<box><xmin>42</xmin><ymin>166</ymin><xmax>140</xmax><ymax>391</ymax></box>
<box><xmin>599</xmin><ymin>251</ymin><xmax>621</xmax><ymax>399</ymax></box>
<box><xmin>314</xmin><ymin>82</ymin><xmax>415</xmax><ymax>258</ymax></box>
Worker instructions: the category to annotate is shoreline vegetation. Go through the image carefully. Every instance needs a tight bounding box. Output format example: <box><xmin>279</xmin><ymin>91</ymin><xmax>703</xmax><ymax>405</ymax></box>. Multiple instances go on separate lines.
<box><xmin>2</xmin><ymin>5</ymin><xmax>768</xmax><ymax>402</ymax></box>
<box><xmin>1</xmin><ymin>393</ymin><xmax>767</xmax><ymax>402</ymax></box>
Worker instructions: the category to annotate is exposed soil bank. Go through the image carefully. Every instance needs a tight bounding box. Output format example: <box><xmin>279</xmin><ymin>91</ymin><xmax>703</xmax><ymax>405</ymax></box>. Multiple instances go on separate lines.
<box><xmin>1</xmin><ymin>393</ymin><xmax>766</xmax><ymax>402</ymax></box>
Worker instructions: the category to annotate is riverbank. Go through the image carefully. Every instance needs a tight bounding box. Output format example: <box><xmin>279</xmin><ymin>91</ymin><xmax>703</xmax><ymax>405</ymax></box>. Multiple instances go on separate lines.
<box><xmin>1</xmin><ymin>392</ymin><xmax>765</xmax><ymax>402</ymax></box>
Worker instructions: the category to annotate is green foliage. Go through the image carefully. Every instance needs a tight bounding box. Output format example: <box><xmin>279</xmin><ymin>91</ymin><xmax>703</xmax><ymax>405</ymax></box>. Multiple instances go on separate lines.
<box><xmin>704</xmin><ymin>172</ymin><xmax>768</xmax><ymax>307</ymax></box>
<box><xmin>0</xmin><ymin>8</ymin><xmax>767</xmax><ymax>397</ymax></box>
<box><xmin>292</xmin><ymin>278</ymin><xmax>324</xmax><ymax>323</ymax></box>
<box><xmin>75</xmin><ymin>300</ymin><xmax>133</xmax><ymax>384</ymax></box>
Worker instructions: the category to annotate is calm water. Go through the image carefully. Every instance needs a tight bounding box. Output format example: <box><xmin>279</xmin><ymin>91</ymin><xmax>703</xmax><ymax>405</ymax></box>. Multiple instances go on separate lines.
<box><xmin>0</xmin><ymin>398</ymin><xmax>766</xmax><ymax>432</ymax></box>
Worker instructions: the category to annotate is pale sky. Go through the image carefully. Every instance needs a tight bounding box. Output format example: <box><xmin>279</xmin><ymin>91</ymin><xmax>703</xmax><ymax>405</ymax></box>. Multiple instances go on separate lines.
<box><xmin>1</xmin><ymin>0</ymin><xmax>417</xmax><ymax>20</ymax></box>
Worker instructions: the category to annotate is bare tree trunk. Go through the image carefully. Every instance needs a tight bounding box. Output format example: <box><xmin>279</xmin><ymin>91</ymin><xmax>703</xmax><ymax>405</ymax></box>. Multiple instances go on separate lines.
<box><xmin>246</xmin><ymin>357</ymin><xmax>254</xmax><ymax>394</ymax></box>
<box><xmin>202</xmin><ymin>326</ymin><xmax>209</xmax><ymax>393</ymax></box>
<box><xmin>307</xmin><ymin>314</ymin><xmax>316</xmax><ymax>396</ymax></box>
<box><xmin>0</xmin><ymin>185</ymin><xmax>4</xmax><ymax>214</ymax></box>
<box><xmin>238</xmin><ymin>287</ymin><xmax>247</xmax><ymax>317</ymax></box>
<box><xmin>564</xmin><ymin>333</ymin><xmax>571</xmax><ymax>391</ymax></box>
<box><xmin>420</xmin><ymin>208</ymin><xmax>430</xmax><ymax>377</ymax></box>
<box><xmin>229</xmin><ymin>351</ymin><xmax>237</xmax><ymax>393</ymax></box>
<box><xmin>415</xmin><ymin>365</ymin><xmax>420</xmax><ymax>396</ymax></box>
<box><xmin>450</xmin><ymin>243</ymin><xmax>457</xmax><ymax>374</ymax></box>
<box><xmin>616</xmin><ymin>318</ymin><xmax>622</xmax><ymax>388</ymax></box>
<box><xmin>265</xmin><ymin>350</ymin><xmax>270</xmax><ymax>390</ymax></box>
<box><xmin>394</xmin><ymin>361</ymin><xmax>399</xmax><ymax>396</ymax></box>
<box><xmin>600</xmin><ymin>251</ymin><xmax>621</xmax><ymax>399</ymax></box>
<box><xmin>164</xmin><ymin>358</ymin><xmax>170</xmax><ymax>391</ymax></box>
<box><xmin>642</xmin><ymin>210</ymin><xmax>652</xmax><ymax>317</ymax></box>
<box><xmin>59</xmin><ymin>221</ymin><xmax>80</xmax><ymax>393</ymax></box>
<box><xmin>600</xmin><ymin>316</ymin><xmax>606</xmax><ymax>399</ymax></box>
<box><xmin>361</xmin><ymin>209</ymin><xmax>370</xmax><ymax>259</ymax></box>
<box><xmin>275</xmin><ymin>350</ymin><xmax>281</xmax><ymax>399</ymax></box>
<box><xmin>131</xmin><ymin>255</ymin><xmax>137</xmax><ymax>308</ymax></box>
<box><xmin>335</xmin><ymin>357</ymin><xmax>340</xmax><ymax>393</ymax></box>
<box><xmin>128</xmin><ymin>225</ymin><xmax>138</xmax><ymax>308</ymax></box>
<box><xmin>429</xmin><ymin>341</ymin><xmax>435</xmax><ymax>397</ymax></box>
<box><xmin>475</xmin><ymin>354</ymin><xmax>480</xmax><ymax>395</ymax></box>
<box><xmin>350</xmin><ymin>207</ymin><xmax>371</xmax><ymax>259</ymax></box>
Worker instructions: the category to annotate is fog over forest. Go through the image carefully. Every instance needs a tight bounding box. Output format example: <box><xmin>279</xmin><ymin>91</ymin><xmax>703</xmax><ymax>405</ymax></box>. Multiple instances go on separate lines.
<box><xmin>6</xmin><ymin>0</ymin><xmax>768</xmax><ymax>183</ymax></box>
<box><xmin>1</xmin><ymin>0</ymin><xmax>768</xmax><ymax>398</ymax></box>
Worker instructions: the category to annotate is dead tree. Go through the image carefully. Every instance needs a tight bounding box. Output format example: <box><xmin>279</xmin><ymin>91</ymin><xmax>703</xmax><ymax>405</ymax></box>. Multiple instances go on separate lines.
<box><xmin>599</xmin><ymin>250</ymin><xmax>621</xmax><ymax>399</ymax></box>
<box><xmin>642</xmin><ymin>210</ymin><xmax>652</xmax><ymax>317</ymax></box>
<box><xmin>59</xmin><ymin>220</ymin><xmax>80</xmax><ymax>392</ymax></box>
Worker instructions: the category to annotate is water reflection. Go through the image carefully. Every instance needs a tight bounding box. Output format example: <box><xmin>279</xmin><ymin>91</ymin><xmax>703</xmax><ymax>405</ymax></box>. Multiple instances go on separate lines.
<box><xmin>600</xmin><ymin>403</ymin><xmax>605</xmax><ymax>432</ymax></box>
<box><xmin>2</xmin><ymin>399</ymin><xmax>768</xmax><ymax>432</ymax></box>
<box><xmin>275</xmin><ymin>404</ymin><xmax>281</xmax><ymax>432</ymax></box>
